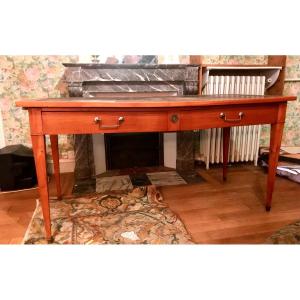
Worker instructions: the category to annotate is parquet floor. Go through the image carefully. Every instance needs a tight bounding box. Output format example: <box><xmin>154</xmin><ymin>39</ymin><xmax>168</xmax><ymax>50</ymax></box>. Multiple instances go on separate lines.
<box><xmin>1</xmin><ymin>164</ymin><xmax>299</xmax><ymax>244</ymax></box>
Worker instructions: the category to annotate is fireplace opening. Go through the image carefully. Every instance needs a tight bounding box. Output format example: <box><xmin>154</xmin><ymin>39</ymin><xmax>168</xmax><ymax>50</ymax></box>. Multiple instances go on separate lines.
<box><xmin>104</xmin><ymin>133</ymin><xmax>164</xmax><ymax>170</ymax></box>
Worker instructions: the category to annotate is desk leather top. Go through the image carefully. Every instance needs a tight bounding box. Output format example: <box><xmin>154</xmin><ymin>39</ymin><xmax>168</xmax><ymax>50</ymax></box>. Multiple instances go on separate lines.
<box><xmin>16</xmin><ymin>94</ymin><xmax>296</xmax><ymax>109</ymax></box>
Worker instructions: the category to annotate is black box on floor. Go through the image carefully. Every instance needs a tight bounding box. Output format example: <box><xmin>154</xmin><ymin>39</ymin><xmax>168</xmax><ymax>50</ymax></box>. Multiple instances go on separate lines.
<box><xmin>0</xmin><ymin>144</ymin><xmax>37</xmax><ymax>191</ymax></box>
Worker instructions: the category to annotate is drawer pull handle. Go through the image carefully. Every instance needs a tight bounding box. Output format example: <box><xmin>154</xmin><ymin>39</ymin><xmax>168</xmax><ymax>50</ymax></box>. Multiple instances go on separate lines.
<box><xmin>94</xmin><ymin>116</ymin><xmax>125</xmax><ymax>129</ymax></box>
<box><xmin>219</xmin><ymin>112</ymin><xmax>244</xmax><ymax>122</ymax></box>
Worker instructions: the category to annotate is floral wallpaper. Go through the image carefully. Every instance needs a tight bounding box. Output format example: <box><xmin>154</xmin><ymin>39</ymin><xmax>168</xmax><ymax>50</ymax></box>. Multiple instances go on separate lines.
<box><xmin>163</xmin><ymin>55</ymin><xmax>267</xmax><ymax>65</ymax></box>
<box><xmin>0</xmin><ymin>55</ymin><xmax>299</xmax><ymax>162</ymax></box>
<box><xmin>0</xmin><ymin>55</ymin><xmax>78</xmax><ymax>160</ymax></box>
<box><xmin>201</xmin><ymin>55</ymin><xmax>267</xmax><ymax>64</ymax></box>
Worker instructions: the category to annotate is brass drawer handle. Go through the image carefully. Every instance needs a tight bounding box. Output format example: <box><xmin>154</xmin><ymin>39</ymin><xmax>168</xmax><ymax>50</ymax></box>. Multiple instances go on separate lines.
<box><xmin>94</xmin><ymin>116</ymin><xmax>125</xmax><ymax>129</ymax></box>
<box><xmin>219</xmin><ymin>112</ymin><xmax>244</xmax><ymax>122</ymax></box>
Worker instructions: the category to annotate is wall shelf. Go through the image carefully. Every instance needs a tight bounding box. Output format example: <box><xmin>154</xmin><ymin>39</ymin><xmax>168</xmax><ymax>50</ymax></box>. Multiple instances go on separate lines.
<box><xmin>201</xmin><ymin>65</ymin><xmax>282</xmax><ymax>91</ymax></box>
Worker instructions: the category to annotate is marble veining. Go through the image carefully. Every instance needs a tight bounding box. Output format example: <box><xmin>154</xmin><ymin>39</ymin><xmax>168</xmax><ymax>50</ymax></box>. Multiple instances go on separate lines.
<box><xmin>96</xmin><ymin>175</ymin><xmax>133</xmax><ymax>193</ymax></box>
<box><xmin>63</xmin><ymin>64</ymin><xmax>199</xmax><ymax>96</ymax></box>
<box><xmin>146</xmin><ymin>171</ymin><xmax>187</xmax><ymax>187</ymax></box>
<box><xmin>82</xmin><ymin>83</ymin><xmax>184</xmax><ymax>96</ymax></box>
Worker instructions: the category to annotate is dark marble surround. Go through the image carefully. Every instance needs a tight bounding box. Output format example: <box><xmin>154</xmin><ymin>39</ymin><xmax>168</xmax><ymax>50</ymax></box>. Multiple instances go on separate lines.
<box><xmin>63</xmin><ymin>62</ymin><xmax>200</xmax><ymax>189</ymax></box>
<box><xmin>63</xmin><ymin>63</ymin><xmax>199</xmax><ymax>97</ymax></box>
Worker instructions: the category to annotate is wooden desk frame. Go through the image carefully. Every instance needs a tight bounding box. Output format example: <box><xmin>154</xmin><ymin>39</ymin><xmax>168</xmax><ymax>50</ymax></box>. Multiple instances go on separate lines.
<box><xmin>16</xmin><ymin>95</ymin><xmax>296</xmax><ymax>242</ymax></box>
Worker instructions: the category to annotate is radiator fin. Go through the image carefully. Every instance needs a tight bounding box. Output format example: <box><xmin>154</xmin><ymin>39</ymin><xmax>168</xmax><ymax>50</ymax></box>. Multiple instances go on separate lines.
<box><xmin>200</xmin><ymin>75</ymin><xmax>266</xmax><ymax>169</ymax></box>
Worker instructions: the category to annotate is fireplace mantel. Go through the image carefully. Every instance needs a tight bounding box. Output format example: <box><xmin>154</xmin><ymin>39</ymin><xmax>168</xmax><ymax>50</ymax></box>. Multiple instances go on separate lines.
<box><xmin>63</xmin><ymin>63</ymin><xmax>200</xmax><ymax>96</ymax></box>
<box><xmin>62</xmin><ymin>63</ymin><xmax>200</xmax><ymax>190</ymax></box>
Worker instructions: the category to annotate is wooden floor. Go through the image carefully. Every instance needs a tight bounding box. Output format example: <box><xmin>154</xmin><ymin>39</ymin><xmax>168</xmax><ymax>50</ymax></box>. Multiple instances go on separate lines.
<box><xmin>0</xmin><ymin>174</ymin><xmax>74</xmax><ymax>244</ymax></box>
<box><xmin>1</xmin><ymin>164</ymin><xmax>300</xmax><ymax>244</ymax></box>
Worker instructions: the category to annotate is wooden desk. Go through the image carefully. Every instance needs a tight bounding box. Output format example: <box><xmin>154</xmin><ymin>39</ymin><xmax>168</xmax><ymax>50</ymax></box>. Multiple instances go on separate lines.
<box><xmin>16</xmin><ymin>95</ymin><xmax>296</xmax><ymax>242</ymax></box>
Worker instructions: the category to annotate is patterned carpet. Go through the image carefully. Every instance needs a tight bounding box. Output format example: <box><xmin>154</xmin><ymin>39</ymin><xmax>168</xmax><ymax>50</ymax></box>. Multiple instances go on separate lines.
<box><xmin>23</xmin><ymin>186</ymin><xmax>194</xmax><ymax>244</ymax></box>
<box><xmin>266</xmin><ymin>221</ymin><xmax>300</xmax><ymax>244</ymax></box>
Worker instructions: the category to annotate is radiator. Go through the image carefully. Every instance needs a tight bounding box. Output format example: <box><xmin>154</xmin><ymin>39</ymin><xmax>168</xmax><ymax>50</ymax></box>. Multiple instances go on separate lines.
<box><xmin>199</xmin><ymin>75</ymin><xmax>266</xmax><ymax>169</ymax></box>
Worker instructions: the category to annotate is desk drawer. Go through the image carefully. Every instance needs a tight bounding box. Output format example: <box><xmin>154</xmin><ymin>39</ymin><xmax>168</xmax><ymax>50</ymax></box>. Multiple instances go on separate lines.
<box><xmin>179</xmin><ymin>105</ymin><xmax>279</xmax><ymax>130</ymax></box>
<box><xmin>42</xmin><ymin>111</ymin><xmax>168</xmax><ymax>134</ymax></box>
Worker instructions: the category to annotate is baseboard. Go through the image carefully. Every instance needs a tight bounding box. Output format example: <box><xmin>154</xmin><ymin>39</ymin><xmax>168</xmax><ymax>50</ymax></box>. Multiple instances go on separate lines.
<box><xmin>47</xmin><ymin>158</ymin><xmax>75</xmax><ymax>174</ymax></box>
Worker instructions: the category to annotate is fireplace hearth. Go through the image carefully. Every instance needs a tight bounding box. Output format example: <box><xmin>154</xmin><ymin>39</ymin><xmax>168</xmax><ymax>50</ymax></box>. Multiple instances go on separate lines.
<box><xmin>63</xmin><ymin>62</ymin><xmax>200</xmax><ymax>192</ymax></box>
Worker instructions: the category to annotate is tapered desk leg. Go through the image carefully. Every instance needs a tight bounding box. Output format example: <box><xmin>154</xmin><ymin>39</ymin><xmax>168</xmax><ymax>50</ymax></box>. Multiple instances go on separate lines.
<box><xmin>222</xmin><ymin>127</ymin><xmax>230</xmax><ymax>181</ymax></box>
<box><xmin>266</xmin><ymin>122</ymin><xmax>284</xmax><ymax>211</ymax></box>
<box><xmin>50</xmin><ymin>135</ymin><xmax>62</xmax><ymax>200</ymax></box>
<box><xmin>31</xmin><ymin>135</ymin><xmax>52</xmax><ymax>242</ymax></box>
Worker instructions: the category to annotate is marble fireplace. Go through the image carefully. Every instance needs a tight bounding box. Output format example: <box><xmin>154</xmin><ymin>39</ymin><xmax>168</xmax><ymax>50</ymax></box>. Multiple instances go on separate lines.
<box><xmin>63</xmin><ymin>62</ymin><xmax>200</xmax><ymax>190</ymax></box>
